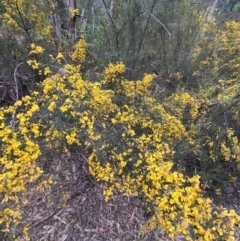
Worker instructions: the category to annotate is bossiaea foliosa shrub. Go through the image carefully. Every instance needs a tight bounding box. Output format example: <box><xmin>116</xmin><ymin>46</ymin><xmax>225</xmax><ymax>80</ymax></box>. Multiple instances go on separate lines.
<box><xmin>0</xmin><ymin>38</ymin><xmax>239</xmax><ymax>240</ymax></box>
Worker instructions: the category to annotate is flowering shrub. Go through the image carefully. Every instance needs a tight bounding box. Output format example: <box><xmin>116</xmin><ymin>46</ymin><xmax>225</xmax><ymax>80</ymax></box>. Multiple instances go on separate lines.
<box><xmin>87</xmin><ymin>58</ymin><xmax>240</xmax><ymax>240</ymax></box>
<box><xmin>179</xmin><ymin>19</ymin><xmax>240</xmax><ymax>198</ymax></box>
<box><xmin>0</xmin><ymin>0</ymin><xmax>239</xmax><ymax>239</ymax></box>
<box><xmin>0</xmin><ymin>36</ymin><xmax>240</xmax><ymax>240</ymax></box>
<box><xmin>0</xmin><ymin>96</ymin><xmax>42</xmax><ymax>237</ymax></box>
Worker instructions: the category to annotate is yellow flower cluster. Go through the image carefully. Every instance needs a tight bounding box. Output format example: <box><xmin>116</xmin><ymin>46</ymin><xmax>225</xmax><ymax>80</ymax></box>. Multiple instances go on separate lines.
<box><xmin>220</xmin><ymin>130</ymin><xmax>240</xmax><ymax>163</ymax></box>
<box><xmin>103</xmin><ymin>62</ymin><xmax>125</xmax><ymax>84</ymax></box>
<box><xmin>86</xmin><ymin>62</ymin><xmax>239</xmax><ymax>240</ymax></box>
<box><xmin>29</xmin><ymin>43</ymin><xmax>45</xmax><ymax>55</ymax></box>
<box><xmin>166</xmin><ymin>92</ymin><xmax>200</xmax><ymax>121</ymax></box>
<box><xmin>1</xmin><ymin>37</ymin><xmax>240</xmax><ymax>241</ymax></box>
<box><xmin>27</xmin><ymin>59</ymin><xmax>40</xmax><ymax>69</ymax></box>
<box><xmin>2</xmin><ymin>0</ymin><xmax>55</xmax><ymax>40</ymax></box>
<box><xmin>0</xmin><ymin>95</ymin><xmax>43</xmax><ymax>234</ymax></box>
<box><xmin>71</xmin><ymin>38</ymin><xmax>86</xmax><ymax>62</ymax></box>
<box><xmin>142</xmin><ymin>174</ymin><xmax>240</xmax><ymax>240</ymax></box>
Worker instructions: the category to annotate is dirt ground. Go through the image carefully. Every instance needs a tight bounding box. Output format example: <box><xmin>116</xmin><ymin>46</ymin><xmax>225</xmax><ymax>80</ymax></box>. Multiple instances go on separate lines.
<box><xmin>12</xmin><ymin>153</ymin><xmax>166</xmax><ymax>241</ymax></box>
<box><xmin>11</xmin><ymin>153</ymin><xmax>240</xmax><ymax>241</ymax></box>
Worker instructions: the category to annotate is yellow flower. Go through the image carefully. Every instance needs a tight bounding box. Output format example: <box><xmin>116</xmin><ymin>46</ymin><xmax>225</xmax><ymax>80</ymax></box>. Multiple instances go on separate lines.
<box><xmin>48</xmin><ymin>101</ymin><xmax>56</xmax><ymax>112</ymax></box>
<box><xmin>29</xmin><ymin>44</ymin><xmax>45</xmax><ymax>54</ymax></box>
<box><xmin>71</xmin><ymin>38</ymin><xmax>86</xmax><ymax>61</ymax></box>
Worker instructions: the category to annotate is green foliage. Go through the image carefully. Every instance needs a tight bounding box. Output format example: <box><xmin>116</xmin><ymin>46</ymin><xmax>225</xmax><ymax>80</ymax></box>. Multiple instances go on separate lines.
<box><xmin>78</xmin><ymin>0</ymin><xmax>206</xmax><ymax>79</ymax></box>
<box><xmin>0</xmin><ymin>0</ymin><xmax>80</xmax><ymax>99</ymax></box>
<box><xmin>184</xmin><ymin>18</ymin><xmax>240</xmax><ymax>200</ymax></box>
<box><xmin>1</xmin><ymin>1</ymin><xmax>240</xmax><ymax>240</ymax></box>
<box><xmin>0</xmin><ymin>0</ymin><xmax>6</xmax><ymax>15</ymax></box>
<box><xmin>2</xmin><ymin>38</ymin><xmax>240</xmax><ymax>240</ymax></box>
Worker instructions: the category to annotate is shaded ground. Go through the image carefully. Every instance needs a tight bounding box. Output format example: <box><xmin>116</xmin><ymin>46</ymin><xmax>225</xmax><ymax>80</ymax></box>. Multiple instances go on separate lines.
<box><xmin>11</xmin><ymin>153</ymin><xmax>240</xmax><ymax>241</ymax></box>
<box><xmin>15</xmin><ymin>153</ymin><xmax>168</xmax><ymax>241</ymax></box>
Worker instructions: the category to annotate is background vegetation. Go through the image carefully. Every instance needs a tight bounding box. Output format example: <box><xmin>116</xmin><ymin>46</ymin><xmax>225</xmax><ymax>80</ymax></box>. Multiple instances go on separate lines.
<box><xmin>1</xmin><ymin>0</ymin><xmax>240</xmax><ymax>240</ymax></box>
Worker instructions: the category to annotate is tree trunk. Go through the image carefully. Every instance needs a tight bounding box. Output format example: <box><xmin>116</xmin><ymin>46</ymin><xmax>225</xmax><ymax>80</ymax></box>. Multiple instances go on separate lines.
<box><xmin>52</xmin><ymin>0</ymin><xmax>77</xmax><ymax>41</ymax></box>
<box><xmin>207</xmin><ymin>0</ymin><xmax>219</xmax><ymax>20</ymax></box>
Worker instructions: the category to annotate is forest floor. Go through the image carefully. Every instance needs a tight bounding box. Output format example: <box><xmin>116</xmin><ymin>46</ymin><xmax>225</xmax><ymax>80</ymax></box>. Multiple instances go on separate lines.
<box><xmin>14</xmin><ymin>153</ymin><xmax>240</xmax><ymax>241</ymax></box>
<box><xmin>15</xmin><ymin>153</ymin><xmax>166</xmax><ymax>241</ymax></box>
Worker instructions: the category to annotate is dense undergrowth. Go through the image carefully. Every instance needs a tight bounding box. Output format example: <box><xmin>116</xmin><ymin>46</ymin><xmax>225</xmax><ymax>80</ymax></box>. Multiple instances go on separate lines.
<box><xmin>1</xmin><ymin>0</ymin><xmax>240</xmax><ymax>240</ymax></box>
<box><xmin>1</xmin><ymin>38</ymin><xmax>240</xmax><ymax>240</ymax></box>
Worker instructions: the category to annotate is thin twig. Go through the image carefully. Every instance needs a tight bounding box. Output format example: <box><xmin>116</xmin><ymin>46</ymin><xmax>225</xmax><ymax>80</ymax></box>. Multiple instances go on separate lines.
<box><xmin>224</xmin><ymin>112</ymin><xmax>228</xmax><ymax>130</ymax></box>
<box><xmin>15</xmin><ymin>1</ymin><xmax>33</xmax><ymax>43</ymax></box>
<box><xmin>102</xmin><ymin>0</ymin><xmax>119</xmax><ymax>60</ymax></box>
<box><xmin>212</xmin><ymin>98</ymin><xmax>240</xmax><ymax>122</ymax></box>
<box><xmin>146</xmin><ymin>12</ymin><xmax>172</xmax><ymax>36</ymax></box>
<box><xmin>10</xmin><ymin>62</ymin><xmax>23</xmax><ymax>131</ymax></box>
<box><xmin>92</xmin><ymin>6</ymin><xmax>95</xmax><ymax>33</ymax></box>
<box><xmin>30</xmin><ymin>209</ymin><xmax>62</xmax><ymax>229</ymax></box>
<box><xmin>14</xmin><ymin>63</ymin><xmax>23</xmax><ymax>101</ymax></box>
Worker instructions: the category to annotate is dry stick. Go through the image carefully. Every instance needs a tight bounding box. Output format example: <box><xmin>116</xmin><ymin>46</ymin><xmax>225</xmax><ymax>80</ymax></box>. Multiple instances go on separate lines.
<box><xmin>136</xmin><ymin>1</ymin><xmax>156</xmax><ymax>56</ymax></box>
<box><xmin>149</xmin><ymin>3</ymin><xmax>172</xmax><ymax>74</ymax></box>
<box><xmin>110</xmin><ymin>0</ymin><xmax>114</xmax><ymax>17</ymax></box>
<box><xmin>123</xmin><ymin>2</ymin><xmax>167</xmax><ymax>67</ymax></box>
<box><xmin>14</xmin><ymin>1</ymin><xmax>40</xmax><ymax>70</ymax></box>
<box><xmin>146</xmin><ymin>12</ymin><xmax>172</xmax><ymax>37</ymax></box>
<box><xmin>92</xmin><ymin>6</ymin><xmax>95</xmax><ymax>33</ymax></box>
<box><xmin>206</xmin><ymin>0</ymin><xmax>219</xmax><ymax>21</ymax></box>
<box><xmin>102</xmin><ymin>0</ymin><xmax>120</xmax><ymax>60</ymax></box>
<box><xmin>73</xmin><ymin>0</ymin><xmax>77</xmax><ymax>39</ymax></box>
<box><xmin>142</xmin><ymin>11</ymin><xmax>173</xmax><ymax>73</ymax></box>
<box><xmin>212</xmin><ymin>97</ymin><xmax>240</xmax><ymax>123</ymax></box>
<box><xmin>15</xmin><ymin>1</ymin><xmax>33</xmax><ymax>44</ymax></box>
<box><xmin>10</xmin><ymin>62</ymin><xmax>23</xmax><ymax>131</ymax></box>
<box><xmin>13</xmin><ymin>63</ymin><xmax>22</xmax><ymax>102</ymax></box>
<box><xmin>30</xmin><ymin>208</ymin><xmax>62</xmax><ymax>229</ymax></box>
<box><xmin>145</xmin><ymin>11</ymin><xmax>173</xmax><ymax>77</ymax></box>
<box><xmin>132</xmin><ymin>1</ymin><xmax>156</xmax><ymax>71</ymax></box>
<box><xmin>220</xmin><ymin>160</ymin><xmax>236</xmax><ymax>176</ymax></box>
<box><xmin>224</xmin><ymin>112</ymin><xmax>228</xmax><ymax>130</ymax></box>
